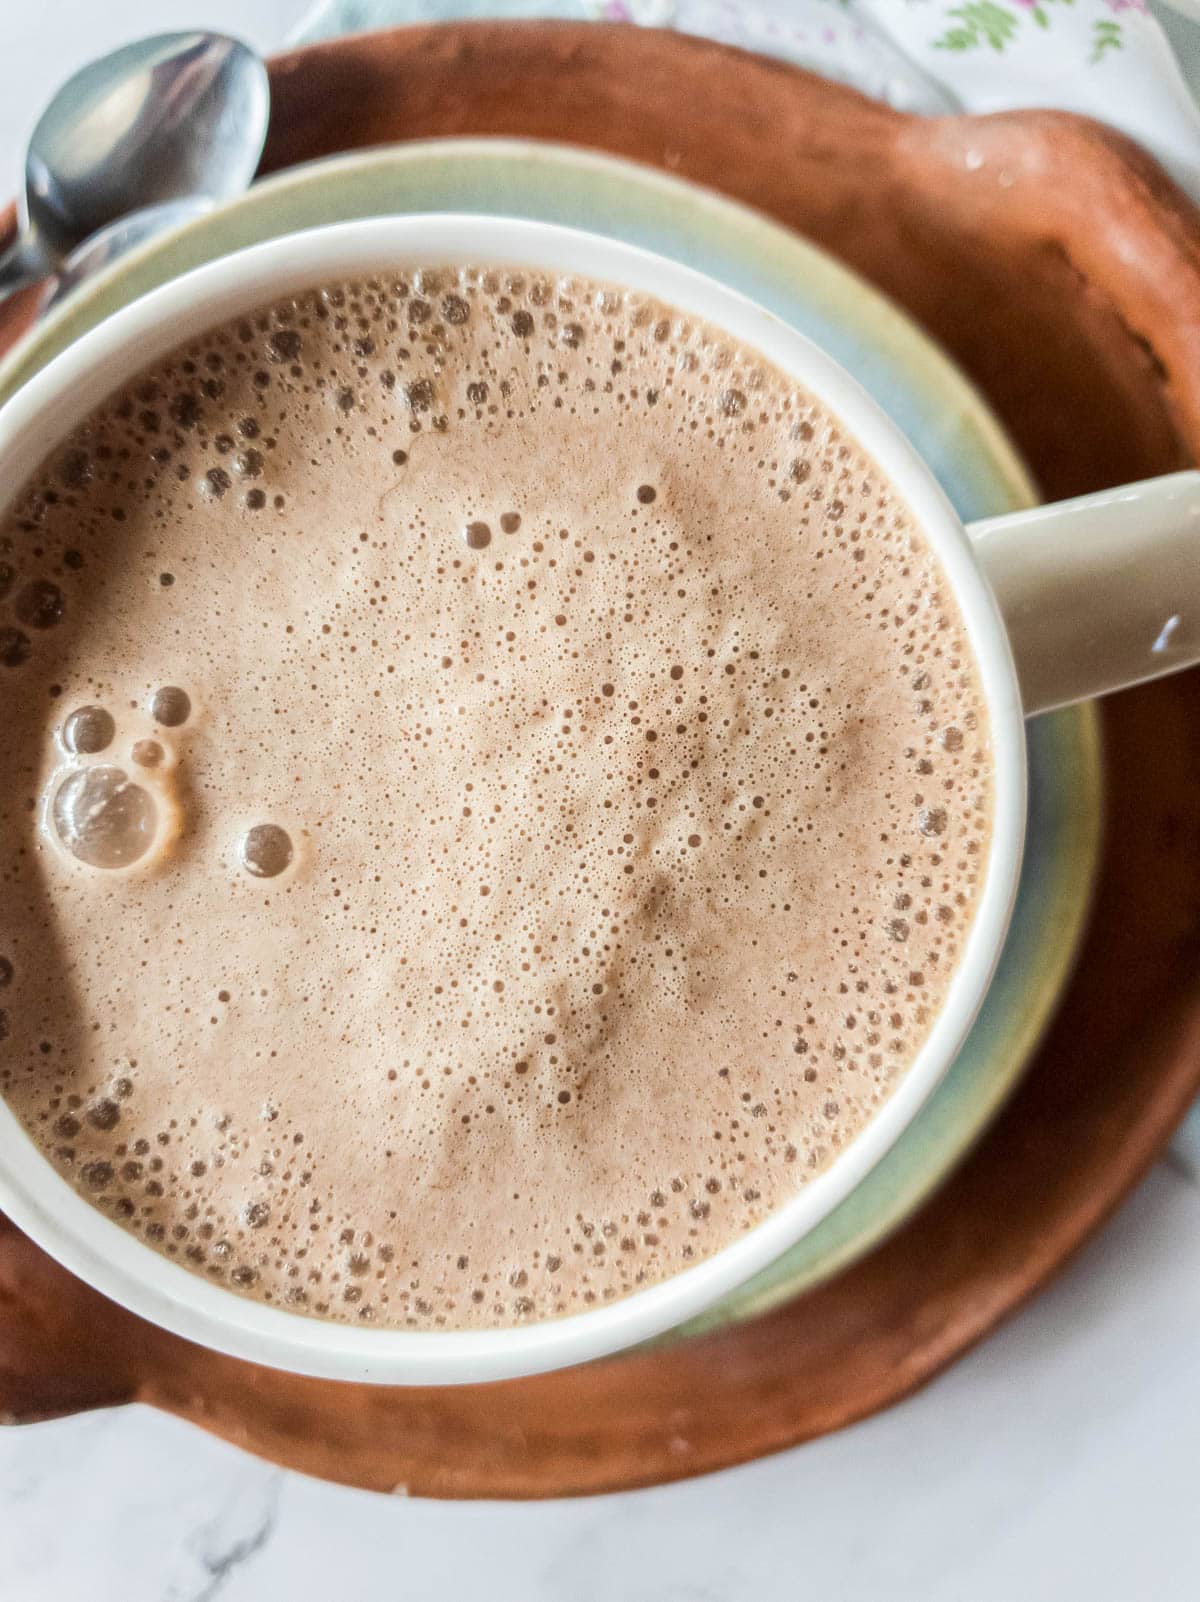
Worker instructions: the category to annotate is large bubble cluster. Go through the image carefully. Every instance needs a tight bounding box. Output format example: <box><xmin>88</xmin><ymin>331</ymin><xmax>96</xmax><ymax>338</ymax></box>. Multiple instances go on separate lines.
<box><xmin>0</xmin><ymin>265</ymin><xmax>991</xmax><ymax>1331</ymax></box>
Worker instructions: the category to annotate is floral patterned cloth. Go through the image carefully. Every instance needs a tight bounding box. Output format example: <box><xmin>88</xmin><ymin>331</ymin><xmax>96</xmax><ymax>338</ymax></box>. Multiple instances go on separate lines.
<box><xmin>293</xmin><ymin>0</ymin><xmax>1200</xmax><ymax>196</ymax></box>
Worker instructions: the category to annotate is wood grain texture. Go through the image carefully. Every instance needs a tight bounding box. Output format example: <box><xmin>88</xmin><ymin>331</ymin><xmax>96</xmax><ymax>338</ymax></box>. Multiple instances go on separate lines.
<box><xmin>2</xmin><ymin>21</ymin><xmax>1200</xmax><ymax>1496</ymax></box>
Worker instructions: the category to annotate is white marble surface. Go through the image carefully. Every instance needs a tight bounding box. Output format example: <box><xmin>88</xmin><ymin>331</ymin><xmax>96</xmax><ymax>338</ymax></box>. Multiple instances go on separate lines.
<box><xmin>3</xmin><ymin>1164</ymin><xmax>1200</xmax><ymax>1600</ymax></box>
<box><xmin>3</xmin><ymin>5</ymin><xmax>1200</xmax><ymax>1598</ymax></box>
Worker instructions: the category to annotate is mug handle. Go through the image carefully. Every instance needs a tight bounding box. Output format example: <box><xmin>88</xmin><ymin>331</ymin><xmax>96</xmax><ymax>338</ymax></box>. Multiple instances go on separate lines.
<box><xmin>967</xmin><ymin>471</ymin><xmax>1200</xmax><ymax>717</ymax></box>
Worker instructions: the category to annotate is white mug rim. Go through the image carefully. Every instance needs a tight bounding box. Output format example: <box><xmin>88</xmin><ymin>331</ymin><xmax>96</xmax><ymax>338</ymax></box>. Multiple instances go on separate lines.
<box><xmin>0</xmin><ymin>216</ymin><xmax>1026</xmax><ymax>1384</ymax></box>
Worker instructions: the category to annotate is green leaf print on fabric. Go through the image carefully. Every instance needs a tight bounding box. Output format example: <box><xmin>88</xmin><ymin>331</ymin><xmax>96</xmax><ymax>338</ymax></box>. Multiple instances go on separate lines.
<box><xmin>933</xmin><ymin>0</ymin><xmax>1121</xmax><ymax>61</ymax></box>
<box><xmin>935</xmin><ymin>1</ymin><xmax>1019</xmax><ymax>50</ymax></box>
<box><xmin>1092</xmin><ymin>17</ymin><xmax>1123</xmax><ymax>59</ymax></box>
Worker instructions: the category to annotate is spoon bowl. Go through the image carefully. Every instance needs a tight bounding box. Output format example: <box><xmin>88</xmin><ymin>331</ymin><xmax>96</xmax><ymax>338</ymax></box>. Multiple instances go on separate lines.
<box><xmin>1</xmin><ymin>32</ymin><xmax>268</xmax><ymax>299</ymax></box>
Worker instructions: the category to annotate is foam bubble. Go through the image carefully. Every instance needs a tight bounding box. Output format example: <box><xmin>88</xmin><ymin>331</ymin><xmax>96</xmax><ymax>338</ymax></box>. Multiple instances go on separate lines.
<box><xmin>14</xmin><ymin>580</ymin><xmax>65</xmax><ymax>630</ymax></box>
<box><xmin>239</xmin><ymin>824</ymin><xmax>293</xmax><ymax>879</ymax></box>
<box><xmin>149</xmin><ymin>686</ymin><xmax>190</xmax><ymax>727</ymax></box>
<box><xmin>0</xmin><ymin>627</ymin><xmax>31</xmax><ymax>668</ymax></box>
<box><xmin>132</xmin><ymin>739</ymin><xmax>164</xmax><ymax>768</ymax></box>
<box><xmin>52</xmin><ymin>767</ymin><xmax>158</xmax><ymax>869</ymax></box>
<box><xmin>62</xmin><ymin>706</ymin><xmax>115</xmax><ymax>755</ymax></box>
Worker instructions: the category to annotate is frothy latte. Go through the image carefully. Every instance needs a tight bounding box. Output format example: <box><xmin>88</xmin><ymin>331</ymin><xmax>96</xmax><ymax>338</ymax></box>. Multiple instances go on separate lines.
<box><xmin>0</xmin><ymin>266</ymin><xmax>991</xmax><ymax>1329</ymax></box>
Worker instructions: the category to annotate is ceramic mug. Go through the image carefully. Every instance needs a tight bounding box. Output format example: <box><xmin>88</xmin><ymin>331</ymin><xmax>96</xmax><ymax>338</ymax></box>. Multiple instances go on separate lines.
<box><xmin>0</xmin><ymin>216</ymin><xmax>1196</xmax><ymax>1385</ymax></box>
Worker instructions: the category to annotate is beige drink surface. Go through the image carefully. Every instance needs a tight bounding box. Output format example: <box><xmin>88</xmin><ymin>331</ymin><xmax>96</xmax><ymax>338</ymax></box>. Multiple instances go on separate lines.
<box><xmin>0</xmin><ymin>268</ymin><xmax>991</xmax><ymax>1330</ymax></box>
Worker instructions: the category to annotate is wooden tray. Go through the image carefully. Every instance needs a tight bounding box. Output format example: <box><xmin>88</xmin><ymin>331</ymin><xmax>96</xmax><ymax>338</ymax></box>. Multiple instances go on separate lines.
<box><xmin>3</xmin><ymin>22</ymin><xmax>1200</xmax><ymax>1498</ymax></box>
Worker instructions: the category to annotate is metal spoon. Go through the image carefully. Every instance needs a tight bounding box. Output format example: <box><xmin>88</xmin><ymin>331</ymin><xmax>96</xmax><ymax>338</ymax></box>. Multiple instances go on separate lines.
<box><xmin>0</xmin><ymin>32</ymin><xmax>269</xmax><ymax>305</ymax></box>
<box><xmin>38</xmin><ymin>197</ymin><xmax>216</xmax><ymax>314</ymax></box>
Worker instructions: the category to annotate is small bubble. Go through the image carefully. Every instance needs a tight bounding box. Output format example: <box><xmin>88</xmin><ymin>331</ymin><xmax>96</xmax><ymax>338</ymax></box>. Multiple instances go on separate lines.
<box><xmin>56</xmin><ymin>448</ymin><xmax>93</xmax><ymax>488</ymax></box>
<box><xmin>86</xmin><ymin>1097</ymin><xmax>120</xmax><ymax>1131</ymax></box>
<box><xmin>266</xmin><ymin>329</ymin><xmax>302</xmax><ymax>363</ymax></box>
<box><xmin>169</xmin><ymin>392</ymin><xmax>200</xmax><ymax>429</ymax></box>
<box><xmin>62</xmin><ymin>706</ymin><xmax>115</xmax><ymax>755</ymax></box>
<box><xmin>14</xmin><ymin>580</ymin><xmax>65</xmax><ymax>630</ymax></box>
<box><xmin>636</xmin><ymin>484</ymin><xmax>657</xmax><ymax>505</ymax></box>
<box><xmin>150</xmin><ymin>686</ymin><xmax>190</xmax><ymax>727</ymax></box>
<box><xmin>0</xmin><ymin>627</ymin><xmax>31</xmax><ymax>666</ymax></box>
<box><xmin>240</xmin><ymin>823</ymin><xmax>293</xmax><ymax>879</ymax></box>
<box><xmin>132</xmin><ymin>739</ymin><xmax>164</xmax><ymax>769</ymax></box>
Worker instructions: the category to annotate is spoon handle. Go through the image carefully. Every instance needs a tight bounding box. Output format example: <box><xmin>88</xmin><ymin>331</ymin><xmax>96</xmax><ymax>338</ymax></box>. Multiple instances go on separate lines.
<box><xmin>0</xmin><ymin>231</ymin><xmax>52</xmax><ymax>305</ymax></box>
